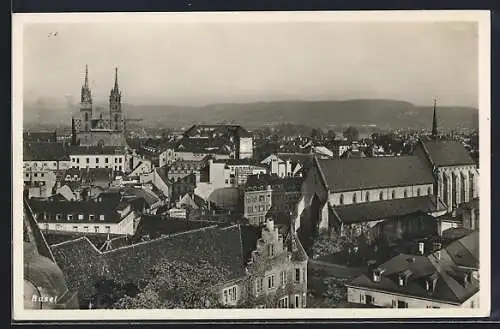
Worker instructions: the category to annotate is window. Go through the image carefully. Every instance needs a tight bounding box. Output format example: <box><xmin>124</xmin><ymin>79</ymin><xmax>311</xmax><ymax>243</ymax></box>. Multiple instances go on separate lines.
<box><xmin>77</xmin><ymin>158</ymin><xmax>80</xmax><ymax>164</ymax></box>
<box><xmin>268</xmin><ymin>244</ymin><xmax>275</xmax><ymax>257</ymax></box>
<box><xmin>41</xmin><ymin>173</ymin><xmax>45</xmax><ymax>178</ymax></box>
<box><xmin>115</xmin><ymin>158</ymin><xmax>118</xmax><ymax>163</ymax></box>
<box><xmin>78</xmin><ymin>214</ymin><xmax>84</xmax><ymax>220</ymax></box>
<box><xmin>280</xmin><ymin>271</ymin><xmax>286</xmax><ymax>286</ymax></box>
<box><xmin>73</xmin><ymin>226</ymin><xmax>78</xmax><ymax>232</ymax></box>
<box><xmin>84</xmin><ymin>226</ymin><xmax>89</xmax><ymax>232</ymax></box>
<box><xmin>99</xmin><ymin>214</ymin><xmax>105</xmax><ymax>221</ymax></box>
<box><xmin>55</xmin><ymin>214</ymin><xmax>62</xmax><ymax>221</ymax></box>
<box><xmin>397</xmin><ymin>300</ymin><xmax>408</xmax><ymax>308</ymax></box>
<box><xmin>404</xmin><ymin>189</ymin><xmax>408</xmax><ymax>198</ymax></box>
<box><xmin>365</xmin><ymin>192</ymin><xmax>370</xmax><ymax>202</ymax></box>
<box><xmin>86</xmin><ymin>158</ymin><xmax>90</xmax><ymax>164</ymax></box>
<box><xmin>96</xmin><ymin>157</ymin><xmax>99</xmax><ymax>163</ymax></box>
<box><xmin>295</xmin><ymin>295</ymin><xmax>300</xmax><ymax>308</ymax></box>
<box><xmin>417</xmin><ymin>188</ymin><xmax>421</xmax><ymax>197</ymax></box>
<box><xmin>247</xmin><ymin>206</ymin><xmax>253</xmax><ymax>214</ymax></box>
<box><xmin>352</xmin><ymin>193</ymin><xmax>357</xmax><ymax>204</ymax></box>
<box><xmin>295</xmin><ymin>268</ymin><xmax>301</xmax><ymax>283</ymax></box>
<box><xmin>256</xmin><ymin>278</ymin><xmax>263</xmax><ymax>294</ymax></box>
<box><xmin>34</xmin><ymin>173</ymin><xmax>38</xmax><ymax>178</ymax></box>
<box><xmin>72</xmin><ymin>158</ymin><xmax>75</xmax><ymax>162</ymax></box>
<box><xmin>119</xmin><ymin>166</ymin><xmax>122</xmax><ymax>172</ymax></box>
<box><xmin>379</xmin><ymin>191</ymin><xmax>384</xmax><ymax>200</ymax></box>
<box><xmin>67</xmin><ymin>214</ymin><xmax>73</xmax><ymax>221</ymax></box>
<box><xmin>277</xmin><ymin>296</ymin><xmax>288</xmax><ymax>308</ymax></box>
<box><xmin>105</xmin><ymin>226</ymin><xmax>111</xmax><ymax>233</ymax></box>
<box><xmin>365</xmin><ymin>295</ymin><xmax>374</xmax><ymax>305</ymax></box>
<box><xmin>119</xmin><ymin>158</ymin><xmax>123</xmax><ymax>163</ymax></box>
<box><xmin>339</xmin><ymin>194</ymin><xmax>344</xmax><ymax>205</ymax></box>
<box><xmin>268</xmin><ymin>275</ymin><xmax>275</xmax><ymax>289</ymax></box>
<box><xmin>105</xmin><ymin>157</ymin><xmax>109</xmax><ymax>163</ymax></box>
<box><xmin>94</xmin><ymin>226</ymin><xmax>99</xmax><ymax>233</ymax></box>
<box><xmin>427</xmin><ymin>187</ymin><xmax>432</xmax><ymax>195</ymax></box>
<box><xmin>391</xmin><ymin>190</ymin><xmax>396</xmax><ymax>199</ymax></box>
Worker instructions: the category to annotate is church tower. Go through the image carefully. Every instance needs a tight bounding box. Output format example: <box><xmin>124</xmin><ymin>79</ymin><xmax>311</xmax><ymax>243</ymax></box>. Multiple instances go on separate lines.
<box><xmin>109</xmin><ymin>67</ymin><xmax>124</xmax><ymax>131</ymax></box>
<box><xmin>80</xmin><ymin>65</ymin><xmax>93</xmax><ymax>132</ymax></box>
<box><xmin>431</xmin><ymin>98</ymin><xmax>438</xmax><ymax>139</ymax></box>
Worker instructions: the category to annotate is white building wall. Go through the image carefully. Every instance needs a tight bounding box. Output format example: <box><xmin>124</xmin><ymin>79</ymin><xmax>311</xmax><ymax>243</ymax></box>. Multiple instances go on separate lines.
<box><xmin>70</xmin><ymin>154</ymin><xmax>125</xmax><ymax>171</ymax></box>
<box><xmin>239</xmin><ymin>137</ymin><xmax>253</xmax><ymax>159</ymax></box>
<box><xmin>347</xmin><ymin>286</ymin><xmax>479</xmax><ymax>308</ymax></box>
<box><xmin>329</xmin><ymin>184</ymin><xmax>434</xmax><ymax>206</ymax></box>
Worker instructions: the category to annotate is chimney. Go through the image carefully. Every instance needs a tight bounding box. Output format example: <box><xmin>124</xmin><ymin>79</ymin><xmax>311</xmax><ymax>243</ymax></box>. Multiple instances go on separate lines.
<box><xmin>418</xmin><ymin>242</ymin><xmax>425</xmax><ymax>255</ymax></box>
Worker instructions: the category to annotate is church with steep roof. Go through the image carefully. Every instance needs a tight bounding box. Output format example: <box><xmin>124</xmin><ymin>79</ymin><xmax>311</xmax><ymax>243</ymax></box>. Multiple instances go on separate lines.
<box><xmin>71</xmin><ymin>66</ymin><xmax>127</xmax><ymax>147</ymax></box>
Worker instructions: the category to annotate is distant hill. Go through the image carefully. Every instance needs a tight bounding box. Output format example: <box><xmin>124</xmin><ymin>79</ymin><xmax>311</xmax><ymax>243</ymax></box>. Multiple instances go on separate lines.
<box><xmin>23</xmin><ymin>98</ymin><xmax>478</xmax><ymax>131</ymax></box>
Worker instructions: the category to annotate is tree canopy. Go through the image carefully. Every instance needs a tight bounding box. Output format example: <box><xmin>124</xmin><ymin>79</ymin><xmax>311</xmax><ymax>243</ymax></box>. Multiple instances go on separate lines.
<box><xmin>343</xmin><ymin>127</ymin><xmax>360</xmax><ymax>142</ymax></box>
<box><xmin>90</xmin><ymin>260</ymin><xmax>230</xmax><ymax>309</ymax></box>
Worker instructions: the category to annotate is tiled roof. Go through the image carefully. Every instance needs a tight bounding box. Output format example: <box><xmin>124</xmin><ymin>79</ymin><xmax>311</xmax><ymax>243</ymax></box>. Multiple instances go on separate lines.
<box><xmin>348</xmin><ymin>248</ymin><xmax>479</xmax><ymax>305</ymax></box>
<box><xmin>23</xmin><ymin>131</ymin><xmax>57</xmax><ymax>143</ymax></box>
<box><xmin>135</xmin><ymin>214</ymin><xmax>217</xmax><ymax>238</ymax></box>
<box><xmin>317</xmin><ymin>156</ymin><xmax>435</xmax><ymax>192</ymax></box>
<box><xmin>62</xmin><ymin>168</ymin><xmax>113</xmax><ymax>185</ymax></box>
<box><xmin>276</xmin><ymin>153</ymin><xmax>315</xmax><ymax>168</ymax></box>
<box><xmin>213</xmin><ymin>158</ymin><xmax>263</xmax><ymax>167</ymax></box>
<box><xmin>420</xmin><ymin>140</ymin><xmax>476</xmax><ymax>167</ymax></box>
<box><xmin>23</xmin><ymin>142</ymin><xmax>70</xmax><ymax>161</ymax></box>
<box><xmin>245</xmin><ymin>174</ymin><xmax>304</xmax><ymax>191</ymax></box>
<box><xmin>27</xmin><ymin>197</ymin><xmax>130</xmax><ymax>223</ymax></box>
<box><xmin>122</xmin><ymin>187</ymin><xmax>160</xmax><ymax>207</ymax></box>
<box><xmin>445</xmin><ymin>230</ymin><xmax>479</xmax><ymax>269</ymax></box>
<box><xmin>184</xmin><ymin>124</ymin><xmax>252</xmax><ymax>138</ymax></box>
<box><xmin>333</xmin><ymin>197</ymin><xmax>446</xmax><ymax>224</ymax></box>
<box><xmin>175</xmin><ymin>138</ymin><xmax>232</xmax><ymax>155</ymax></box>
<box><xmin>69</xmin><ymin>145</ymin><xmax>125</xmax><ymax>155</ymax></box>
<box><xmin>50</xmin><ymin>225</ymin><xmax>246</xmax><ymax>300</ymax></box>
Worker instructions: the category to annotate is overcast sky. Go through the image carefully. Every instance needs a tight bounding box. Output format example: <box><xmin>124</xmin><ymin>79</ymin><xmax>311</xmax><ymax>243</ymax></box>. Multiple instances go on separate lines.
<box><xmin>23</xmin><ymin>21</ymin><xmax>478</xmax><ymax>107</ymax></box>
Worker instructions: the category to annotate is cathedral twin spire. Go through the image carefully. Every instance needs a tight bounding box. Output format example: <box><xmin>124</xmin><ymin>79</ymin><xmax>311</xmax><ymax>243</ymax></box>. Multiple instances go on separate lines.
<box><xmin>80</xmin><ymin>65</ymin><xmax>121</xmax><ymax>112</ymax></box>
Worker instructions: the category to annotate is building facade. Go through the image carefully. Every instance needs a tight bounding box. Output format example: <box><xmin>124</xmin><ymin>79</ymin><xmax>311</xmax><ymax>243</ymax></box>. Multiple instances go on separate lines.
<box><xmin>69</xmin><ymin>146</ymin><xmax>126</xmax><ymax>173</ymax></box>
<box><xmin>72</xmin><ymin>66</ymin><xmax>127</xmax><ymax>147</ymax></box>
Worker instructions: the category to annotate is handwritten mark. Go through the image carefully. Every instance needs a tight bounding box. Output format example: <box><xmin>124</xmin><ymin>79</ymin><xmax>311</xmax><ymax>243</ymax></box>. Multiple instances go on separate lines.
<box><xmin>48</xmin><ymin>32</ymin><xmax>58</xmax><ymax>37</ymax></box>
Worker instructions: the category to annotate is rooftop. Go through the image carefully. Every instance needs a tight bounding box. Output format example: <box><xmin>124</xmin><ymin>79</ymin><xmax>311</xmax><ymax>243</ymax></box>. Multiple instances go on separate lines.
<box><xmin>69</xmin><ymin>145</ymin><xmax>125</xmax><ymax>155</ymax></box>
<box><xmin>420</xmin><ymin>140</ymin><xmax>476</xmax><ymax>167</ymax></box>
<box><xmin>23</xmin><ymin>142</ymin><xmax>70</xmax><ymax>161</ymax></box>
<box><xmin>348</xmin><ymin>235</ymin><xmax>479</xmax><ymax>305</ymax></box>
<box><xmin>183</xmin><ymin>124</ymin><xmax>252</xmax><ymax>138</ymax></box>
<box><xmin>317</xmin><ymin>156</ymin><xmax>435</xmax><ymax>193</ymax></box>
<box><xmin>50</xmin><ymin>225</ymin><xmax>246</xmax><ymax>300</ymax></box>
<box><xmin>245</xmin><ymin>174</ymin><xmax>304</xmax><ymax>192</ymax></box>
<box><xmin>332</xmin><ymin>197</ymin><xmax>446</xmax><ymax>224</ymax></box>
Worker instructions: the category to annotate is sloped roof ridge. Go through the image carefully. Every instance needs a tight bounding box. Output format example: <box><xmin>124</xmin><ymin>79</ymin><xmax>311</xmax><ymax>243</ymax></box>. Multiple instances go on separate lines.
<box><xmin>50</xmin><ymin>236</ymin><xmax>102</xmax><ymax>255</ymax></box>
<box><xmin>101</xmin><ymin>224</ymin><xmax>220</xmax><ymax>255</ymax></box>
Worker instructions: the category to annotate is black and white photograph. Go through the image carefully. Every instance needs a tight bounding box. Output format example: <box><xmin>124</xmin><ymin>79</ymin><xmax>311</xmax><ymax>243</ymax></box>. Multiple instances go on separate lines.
<box><xmin>12</xmin><ymin>10</ymin><xmax>490</xmax><ymax>320</ymax></box>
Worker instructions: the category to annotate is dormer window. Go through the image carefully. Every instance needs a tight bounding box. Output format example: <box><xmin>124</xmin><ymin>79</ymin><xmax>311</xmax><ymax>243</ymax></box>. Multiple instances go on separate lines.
<box><xmin>100</xmin><ymin>214</ymin><xmax>105</xmax><ymax>221</ymax></box>
<box><xmin>67</xmin><ymin>214</ymin><xmax>73</xmax><ymax>221</ymax></box>
<box><xmin>55</xmin><ymin>214</ymin><xmax>62</xmax><ymax>221</ymax></box>
<box><xmin>372</xmin><ymin>268</ymin><xmax>385</xmax><ymax>282</ymax></box>
<box><xmin>398</xmin><ymin>269</ymin><xmax>412</xmax><ymax>287</ymax></box>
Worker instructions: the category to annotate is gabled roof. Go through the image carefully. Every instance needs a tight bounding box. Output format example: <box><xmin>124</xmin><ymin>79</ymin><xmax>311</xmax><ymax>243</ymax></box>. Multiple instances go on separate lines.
<box><xmin>317</xmin><ymin>156</ymin><xmax>435</xmax><ymax>193</ymax></box>
<box><xmin>333</xmin><ymin>197</ymin><xmax>445</xmax><ymax>224</ymax></box>
<box><xmin>23</xmin><ymin>131</ymin><xmax>57</xmax><ymax>143</ymax></box>
<box><xmin>348</xmin><ymin>248</ymin><xmax>479</xmax><ymax>305</ymax></box>
<box><xmin>69</xmin><ymin>145</ymin><xmax>124</xmax><ymax>155</ymax></box>
<box><xmin>50</xmin><ymin>225</ymin><xmax>246</xmax><ymax>300</ymax></box>
<box><xmin>445</xmin><ymin>230</ymin><xmax>479</xmax><ymax>269</ymax></box>
<box><xmin>23</xmin><ymin>142</ymin><xmax>70</xmax><ymax>161</ymax></box>
<box><xmin>419</xmin><ymin>140</ymin><xmax>476</xmax><ymax>167</ymax></box>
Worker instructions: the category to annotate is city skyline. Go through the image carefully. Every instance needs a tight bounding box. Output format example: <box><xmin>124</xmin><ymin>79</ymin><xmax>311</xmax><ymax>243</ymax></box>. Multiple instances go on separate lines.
<box><xmin>23</xmin><ymin>20</ymin><xmax>478</xmax><ymax>108</ymax></box>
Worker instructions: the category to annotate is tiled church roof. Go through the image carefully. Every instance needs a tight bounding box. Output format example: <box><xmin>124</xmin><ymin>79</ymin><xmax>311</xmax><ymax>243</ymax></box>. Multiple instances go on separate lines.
<box><xmin>420</xmin><ymin>140</ymin><xmax>476</xmax><ymax>167</ymax></box>
<box><xmin>317</xmin><ymin>156</ymin><xmax>435</xmax><ymax>193</ymax></box>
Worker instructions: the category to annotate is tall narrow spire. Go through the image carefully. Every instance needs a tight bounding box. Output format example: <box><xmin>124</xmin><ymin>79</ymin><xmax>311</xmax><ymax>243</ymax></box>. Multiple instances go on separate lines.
<box><xmin>113</xmin><ymin>67</ymin><xmax>119</xmax><ymax>91</ymax></box>
<box><xmin>431</xmin><ymin>98</ymin><xmax>438</xmax><ymax>139</ymax></box>
<box><xmin>84</xmin><ymin>64</ymin><xmax>89</xmax><ymax>89</ymax></box>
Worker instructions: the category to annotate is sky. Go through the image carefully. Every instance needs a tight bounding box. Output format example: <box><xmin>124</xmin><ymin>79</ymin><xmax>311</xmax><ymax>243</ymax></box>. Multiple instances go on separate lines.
<box><xmin>22</xmin><ymin>20</ymin><xmax>479</xmax><ymax>107</ymax></box>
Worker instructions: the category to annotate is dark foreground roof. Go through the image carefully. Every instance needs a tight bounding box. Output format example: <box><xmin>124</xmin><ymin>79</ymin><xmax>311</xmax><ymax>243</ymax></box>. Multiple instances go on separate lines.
<box><xmin>333</xmin><ymin>196</ymin><xmax>445</xmax><ymax>224</ymax></box>
<box><xmin>50</xmin><ymin>225</ymin><xmax>246</xmax><ymax>300</ymax></box>
<box><xmin>24</xmin><ymin>142</ymin><xmax>70</xmax><ymax>161</ymax></box>
<box><xmin>317</xmin><ymin>156</ymin><xmax>435</xmax><ymax>193</ymax></box>
<box><xmin>420</xmin><ymin>140</ymin><xmax>476</xmax><ymax>167</ymax></box>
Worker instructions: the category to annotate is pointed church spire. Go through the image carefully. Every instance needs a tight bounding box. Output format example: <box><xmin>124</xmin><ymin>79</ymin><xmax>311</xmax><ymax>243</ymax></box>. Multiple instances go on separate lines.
<box><xmin>113</xmin><ymin>67</ymin><xmax>119</xmax><ymax>91</ymax></box>
<box><xmin>84</xmin><ymin>64</ymin><xmax>89</xmax><ymax>89</ymax></box>
<box><xmin>431</xmin><ymin>98</ymin><xmax>438</xmax><ymax>139</ymax></box>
